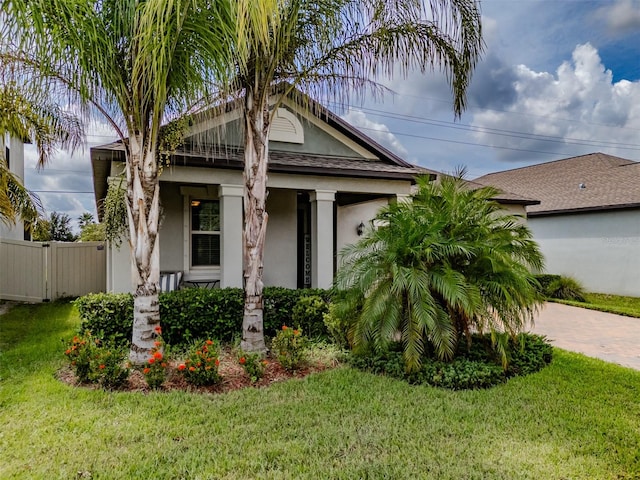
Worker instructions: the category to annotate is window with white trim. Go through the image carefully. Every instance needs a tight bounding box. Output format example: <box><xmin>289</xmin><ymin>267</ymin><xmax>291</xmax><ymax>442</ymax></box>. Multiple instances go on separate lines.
<box><xmin>191</xmin><ymin>200</ymin><xmax>220</xmax><ymax>266</ymax></box>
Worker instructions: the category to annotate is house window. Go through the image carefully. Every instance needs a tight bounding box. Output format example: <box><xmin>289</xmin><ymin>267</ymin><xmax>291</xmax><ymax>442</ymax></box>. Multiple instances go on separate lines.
<box><xmin>191</xmin><ymin>200</ymin><xmax>220</xmax><ymax>266</ymax></box>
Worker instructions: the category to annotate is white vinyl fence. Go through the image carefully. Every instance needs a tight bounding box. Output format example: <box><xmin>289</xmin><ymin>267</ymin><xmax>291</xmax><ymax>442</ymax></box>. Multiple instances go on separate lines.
<box><xmin>0</xmin><ymin>238</ymin><xmax>106</xmax><ymax>302</ymax></box>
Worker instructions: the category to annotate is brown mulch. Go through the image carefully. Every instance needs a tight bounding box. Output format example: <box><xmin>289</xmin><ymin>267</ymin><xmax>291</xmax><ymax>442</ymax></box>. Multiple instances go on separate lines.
<box><xmin>57</xmin><ymin>348</ymin><xmax>338</xmax><ymax>394</ymax></box>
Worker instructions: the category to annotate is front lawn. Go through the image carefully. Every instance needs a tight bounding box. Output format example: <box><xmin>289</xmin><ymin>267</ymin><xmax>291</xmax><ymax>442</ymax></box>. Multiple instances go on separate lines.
<box><xmin>1</xmin><ymin>302</ymin><xmax>640</xmax><ymax>479</ymax></box>
<box><xmin>554</xmin><ymin>292</ymin><xmax>640</xmax><ymax>318</ymax></box>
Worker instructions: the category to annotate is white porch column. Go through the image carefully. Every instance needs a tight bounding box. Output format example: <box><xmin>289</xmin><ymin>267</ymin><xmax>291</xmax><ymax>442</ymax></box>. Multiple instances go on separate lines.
<box><xmin>394</xmin><ymin>193</ymin><xmax>411</xmax><ymax>204</ymax></box>
<box><xmin>310</xmin><ymin>190</ymin><xmax>336</xmax><ymax>289</ymax></box>
<box><xmin>219</xmin><ymin>184</ymin><xmax>244</xmax><ymax>288</ymax></box>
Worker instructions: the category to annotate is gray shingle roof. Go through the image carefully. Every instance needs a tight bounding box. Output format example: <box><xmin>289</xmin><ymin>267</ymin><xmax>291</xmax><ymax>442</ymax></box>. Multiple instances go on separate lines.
<box><xmin>170</xmin><ymin>147</ymin><xmax>433</xmax><ymax>179</ymax></box>
<box><xmin>474</xmin><ymin>153</ymin><xmax>640</xmax><ymax>215</ymax></box>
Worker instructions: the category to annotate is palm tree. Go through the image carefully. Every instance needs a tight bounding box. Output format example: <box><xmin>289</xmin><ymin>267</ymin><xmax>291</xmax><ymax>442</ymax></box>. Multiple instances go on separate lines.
<box><xmin>1</xmin><ymin>0</ymin><xmax>234</xmax><ymax>363</ymax></box>
<box><xmin>0</xmin><ymin>80</ymin><xmax>82</xmax><ymax>226</ymax></box>
<box><xmin>334</xmin><ymin>175</ymin><xmax>545</xmax><ymax>372</ymax></box>
<box><xmin>225</xmin><ymin>0</ymin><xmax>484</xmax><ymax>352</ymax></box>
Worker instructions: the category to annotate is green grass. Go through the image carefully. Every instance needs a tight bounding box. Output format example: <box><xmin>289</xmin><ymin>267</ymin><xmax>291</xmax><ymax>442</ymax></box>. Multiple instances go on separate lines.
<box><xmin>2</xmin><ymin>302</ymin><xmax>640</xmax><ymax>479</ymax></box>
<box><xmin>553</xmin><ymin>293</ymin><xmax>640</xmax><ymax>318</ymax></box>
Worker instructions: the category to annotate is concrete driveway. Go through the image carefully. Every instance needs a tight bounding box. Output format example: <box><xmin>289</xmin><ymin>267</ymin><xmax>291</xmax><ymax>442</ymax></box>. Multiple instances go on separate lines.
<box><xmin>529</xmin><ymin>302</ymin><xmax>640</xmax><ymax>370</ymax></box>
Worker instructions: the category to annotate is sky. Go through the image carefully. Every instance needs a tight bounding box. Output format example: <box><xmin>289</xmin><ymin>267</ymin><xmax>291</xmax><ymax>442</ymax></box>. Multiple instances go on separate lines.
<box><xmin>20</xmin><ymin>0</ymin><xmax>640</xmax><ymax>232</ymax></box>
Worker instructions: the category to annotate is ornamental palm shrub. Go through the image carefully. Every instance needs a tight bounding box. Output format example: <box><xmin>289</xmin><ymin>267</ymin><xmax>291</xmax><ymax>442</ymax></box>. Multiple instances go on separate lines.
<box><xmin>334</xmin><ymin>174</ymin><xmax>545</xmax><ymax>372</ymax></box>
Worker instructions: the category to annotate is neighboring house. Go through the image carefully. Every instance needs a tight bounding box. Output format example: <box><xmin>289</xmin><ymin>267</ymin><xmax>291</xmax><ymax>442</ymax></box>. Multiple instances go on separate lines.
<box><xmin>475</xmin><ymin>152</ymin><xmax>640</xmax><ymax>296</ymax></box>
<box><xmin>0</xmin><ymin>135</ymin><xmax>26</xmax><ymax>241</ymax></box>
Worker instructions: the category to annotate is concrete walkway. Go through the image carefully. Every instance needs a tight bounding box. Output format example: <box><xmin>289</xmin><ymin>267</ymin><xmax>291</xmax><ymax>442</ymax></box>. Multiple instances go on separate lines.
<box><xmin>529</xmin><ymin>302</ymin><xmax>640</xmax><ymax>370</ymax></box>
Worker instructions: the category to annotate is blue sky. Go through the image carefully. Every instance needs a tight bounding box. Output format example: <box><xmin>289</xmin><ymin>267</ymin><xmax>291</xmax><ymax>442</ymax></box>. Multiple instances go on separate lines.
<box><xmin>21</xmin><ymin>0</ymin><xmax>640</xmax><ymax>230</ymax></box>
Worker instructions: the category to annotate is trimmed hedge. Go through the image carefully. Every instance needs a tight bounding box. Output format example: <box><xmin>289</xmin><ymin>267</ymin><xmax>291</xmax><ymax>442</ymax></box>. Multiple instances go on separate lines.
<box><xmin>75</xmin><ymin>287</ymin><xmax>331</xmax><ymax>346</ymax></box>
<box><xmin>349</xmin><ymin>333</ymin><xmax>553</xmax><ymax>390</ymax></box>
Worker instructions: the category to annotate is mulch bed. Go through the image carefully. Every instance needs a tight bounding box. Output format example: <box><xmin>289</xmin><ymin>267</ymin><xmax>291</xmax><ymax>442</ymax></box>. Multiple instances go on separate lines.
<box><xmin>57</xmin><ymin>348</ymin><xmax>338</xmax><ymax>394</ymax></box>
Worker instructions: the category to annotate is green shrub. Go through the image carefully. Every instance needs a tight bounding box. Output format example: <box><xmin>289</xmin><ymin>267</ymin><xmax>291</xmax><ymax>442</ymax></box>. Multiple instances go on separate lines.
<box><xmin>546</xmin><ymin>276</ymin><xmax>587</xmax><ymax>302</ymax></box>
<box><xmin>410</xmin><ymin>358</ymin><xmax>505</xmax><ymax>390</ymax></box>
<box><xmin>349</xmin><ymin>333</ymin><xmax>553</xmax><ymax>390</ymax></box>
<box><xmin>177</xmin><ymin>339</ymin><xmax>221</xmax><ymax>386</ymax></box>
<box><xmin>160</xmin><ymin>288</ymin><xmax>244</xmax><ymax>345</ymax></box>
<box><xmin>75</xmin><ymin>288</ymin><xmax>332</xmax><ymax>347</ymax></box>
<box><xmin>292</xmin><ymin>295</ymin><xmax>329</xmax><ymax>338</ymax></box>
<box><xmin>507</xmin><ymin>334</ymin><xmax>553</xmax><ymax>377</ymax></box>
<box><xmin>74</xmin><ymin>293</ymin><xmax>133</xmax><ymax>347</ymax></box>
<box><xmin>237</xmin><ymin>351</ymin><xmax>267</xmax><ymax>383</ymax></box>
<box><xmin>533</xmin><ymin>274</ymin><xmax>562</xmax><ymax>295</ymax></box>
<box><xmin>263</xmin><ymin>287</ymin><xmax>330</xmax><ymax>335</ymax></box>
<box><xmin>271</xmin><ymin>325</ymin><xmax>307</xmax><ymax>371</ymax></box>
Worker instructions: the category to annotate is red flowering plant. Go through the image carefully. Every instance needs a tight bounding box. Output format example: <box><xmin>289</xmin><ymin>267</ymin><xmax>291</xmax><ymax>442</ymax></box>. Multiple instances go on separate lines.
<box><xmin>271</xmin><ymin>326</ymin><xmax>307</xmax><ymax>372</ymax></box>
<box><xmin>177</xmin><ymin>339</ymin><xmax>221</xmax><ymax>386</ymax></box>
<box><xmin>237</xmin><ymin>350</ymin><xmax>268</xmax><ymax>383</ymax></box>
<box><xmin>64</xmin><ymin>331</ymin><xmax>99</xmax><ymax>383</ymax></box>
<box><xmin>64</xmin><ymin>330</ymin><xmax>130</xmax><ymax>389</ymax></box>
<box><xmin>142</xmin><ymin>326</ymin><xmax>168</xmax><ymax>389</ymax></box>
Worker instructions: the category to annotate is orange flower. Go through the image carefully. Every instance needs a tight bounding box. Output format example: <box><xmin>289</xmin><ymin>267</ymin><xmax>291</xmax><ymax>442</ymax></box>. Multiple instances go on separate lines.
<box><xmin>293</xmin><ymin>329</ymin><xmax>299</xmax><ymax>336</ymax></box>
<box><xmin>178</xmin><ymin>364</ymin><xmax>186</xmax><ymax>371</ymax></box>
<box><xmin>99</xmin><ymin>364</ymin><xmax>105</xmax><ymax>370</ymax></box>
<box><xmin>205</xmin><ymin>366</ymin><xmax>211</xmax><ymax>371</ymax></box>
<box><xmin>153</xmin><ymin>351</ymin><xmax>163</xmax><ymax>360</ymax></box>
<box><xmin>154</xmin><ymin>341</ymin><xmax>162</xmax><ymax>347</ymax></box>
<box><xmin>189</xmin><ymin>366</ymin><xmax>196</xmax><ymax>372</ymax></box>
<box><xmin>148</xmin><ymin>358</ymin><xmax>155</xmax><ymax>364</ymax></box>
<box><xmin>154</xmin><ymin>325</ymin><xmax>162</xmax><ymax>334</ymax></box>
<box><xmin>161</xmin><ymin>362</ymin><xmax>167</xmax><ymax>368</ymax></box>
<box><xmin>205</xmin><ymin>339</ymin><xmax>213</xmax><ymax>345</ymax></box>
<box><xmin>143</xmin><ymin>368</ymin><xmax>150</xmax><ymax>375</ymax></box>
<box><xmin>196</xmin><ymin>350</ymin><xmax>202</xmax><ymax>356</ymax></box>
<box><xmin>196</xmin><ymin>362</ymin><xmax>202</xmax><ymax>367</ymax></box>
<box><xmin>239</xmin><ymin>357</ymin><xmax>246</xmax><ymax>364</ymax></box>
<box><xmin>215</xmin><ymin>359</ymin><xmax>220</xmax><ymax>366</ymax></box>
<box><xmin>261</xmin><ymin>360</ymin><xmax>269</xmax><ymax>366</ymax></box>
<box><xmin>282</xmin><ymin>325</ymin><xmax>288</xmax><ymax>330</ymax></box>
<box><xmin>65</xmin><ymin>349</ymin><xmax>71</xmax><ymax>355</ymax></box>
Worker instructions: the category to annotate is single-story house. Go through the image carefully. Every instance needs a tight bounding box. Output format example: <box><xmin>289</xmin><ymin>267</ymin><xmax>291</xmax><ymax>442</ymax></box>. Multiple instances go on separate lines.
<box><xmin>475</xmin><ymin>152</ymin><xmax>640</xmax><ymax>296</ymax></box>
<box><xmin>92</xmin><ymin>97</ymin><xmax>536</xmax><ymax>293</ymax></box>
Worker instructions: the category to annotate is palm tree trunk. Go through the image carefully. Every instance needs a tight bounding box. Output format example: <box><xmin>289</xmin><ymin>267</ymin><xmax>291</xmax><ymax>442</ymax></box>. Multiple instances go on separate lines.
<box><xmin>126</xmin><ymin>134</ymin><xmax>162</xmax><ymax>364</ymax></box>
<box><xmin>241</xmin><ymin>89</ymin><xmax>269</xmax><ymax>352</ymax></box>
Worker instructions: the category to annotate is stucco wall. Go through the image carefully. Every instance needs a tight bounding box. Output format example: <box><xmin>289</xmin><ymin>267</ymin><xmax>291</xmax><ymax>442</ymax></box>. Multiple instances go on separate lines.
<box><xmin>336</xmin><ymin>198</ymin><xmax>389</xmax><ymax>263</ymax></box>
<box><xmin>530</xmin><ymin>209</ymin><xmax>640</xmax><ymax>296</ymax></box>
<box><xmin>263</xmin><ymin>189</ymin><xmax>298</xmax><ymax>288</ymax></box>
<box><xmin>107</xmin><ymin>241</ymin><xmax>131</xmax><ymax>293</ymax></box>
<box><xmin>0</xmin><ymin>136</ymin><xmax>25</xmax><ymax>241</ymax></box>
<box><xmin>159</xmin><ymin>183</ymin><xmax>184</xmax><ymax>272</ymax></box>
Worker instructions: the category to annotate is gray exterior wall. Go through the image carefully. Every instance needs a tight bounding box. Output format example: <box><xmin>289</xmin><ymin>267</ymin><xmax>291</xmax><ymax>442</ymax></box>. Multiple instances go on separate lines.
<box><xmin>336</xmin><ymin>198</ymin><xmax>389</xmax><ymax>261</ymax></box>
<box><xmin>530</xmin><ymin>209</ymin><xmax>640</xmax><ymax>296</ymax></box>
<box><xmin>0</xmin><ymin>136</ymin><xmax>25</xmax><ymax>241</ymax></box>
<box><xmin>263</xmin><ymin>189</ymin><xmax>298</xmax><ymax>288</ymax></box>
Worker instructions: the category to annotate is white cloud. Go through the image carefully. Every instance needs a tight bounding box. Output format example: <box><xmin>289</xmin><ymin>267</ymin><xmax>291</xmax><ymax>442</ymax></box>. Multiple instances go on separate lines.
<box><xmin>600</xmin><ymin>0</ymin><xmax>640</xmax><ymax>32</ymax></box>
<box><xmin>471</xmin><ymin>43</ymin><xmax>640</xmax><ymax>163</ymax></box>
<box><xmin>341</xmin><ymin>109</ymin><xmax>410</xmax><ymax>158</ymax></box>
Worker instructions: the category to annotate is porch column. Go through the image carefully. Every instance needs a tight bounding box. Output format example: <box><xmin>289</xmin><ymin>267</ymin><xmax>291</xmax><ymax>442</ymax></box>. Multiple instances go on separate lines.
<box><xmin>310</xmin><ymin>190</ymin><xmax>336</xmax><ymax>289</ymax></box>
<box><xmin>219</xmin><ymin>184</ymin><xmax>244</xmax><ymax>288</ymax></box>
<box><xmin>394</xmin><ymin>193</ymin><xmax>411</xmax><ymax>204</ymax></box>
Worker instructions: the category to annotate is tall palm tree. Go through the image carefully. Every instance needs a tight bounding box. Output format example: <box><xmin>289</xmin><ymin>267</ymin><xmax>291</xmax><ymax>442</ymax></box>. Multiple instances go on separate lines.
<box><xmin>1</xmin><ymin>0</ymin><xmax>234</xmax><ymax>363</ymax></box>
<box><xmin>0</xmin><ymin>80</ymin><xmax>82</xmax><ymax>226</ymax></box>
<box><xmin>335</xmin><ymin>175</ymin><xmax>545</xmax><ymax>371</ymax></box>
<box><xmin>226</xmin><ymin>0</ymin><xmax>483</xmax><ymax>352</ymax></box>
